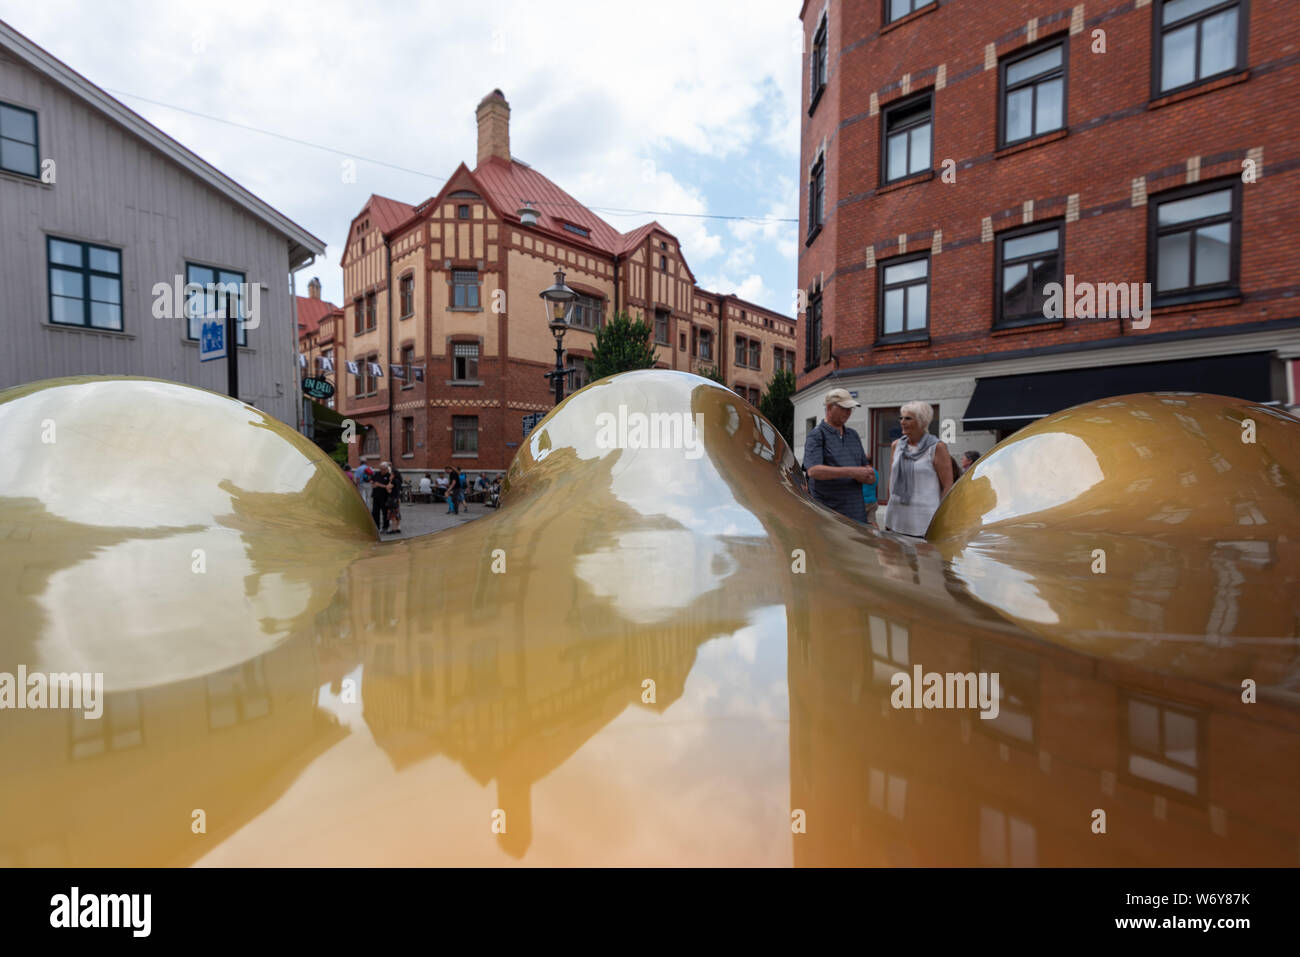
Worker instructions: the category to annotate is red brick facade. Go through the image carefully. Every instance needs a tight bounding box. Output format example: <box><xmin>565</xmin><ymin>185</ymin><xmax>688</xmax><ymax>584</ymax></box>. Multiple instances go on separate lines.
<box><xmin>795</xmin><ymin>0</ymin><xmax>1300</xmax><ymax>461</ymax></box>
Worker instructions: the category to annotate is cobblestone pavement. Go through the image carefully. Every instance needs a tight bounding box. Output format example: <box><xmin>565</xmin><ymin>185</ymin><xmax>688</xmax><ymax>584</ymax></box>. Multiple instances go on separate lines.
<box><xmin>364</xmin><ymin>497</ymin><xmax>489</xmax><ymax>540</ymax></box>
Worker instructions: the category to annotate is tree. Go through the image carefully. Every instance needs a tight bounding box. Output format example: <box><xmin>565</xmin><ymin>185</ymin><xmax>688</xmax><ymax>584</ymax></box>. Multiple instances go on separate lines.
<box><xmin>694</xmin><ymin>364</ymin><xmax>726</xmax><ymax>385</ymax></box>
<box><xmin>585</xmin><ymin>310</ymin><xmax>659</xmax><ymax>381</ymax></box>
<box><xmin>759</xmin><ymin>369</ymin><xmax>796</xmax><ymax>448</ymax></box>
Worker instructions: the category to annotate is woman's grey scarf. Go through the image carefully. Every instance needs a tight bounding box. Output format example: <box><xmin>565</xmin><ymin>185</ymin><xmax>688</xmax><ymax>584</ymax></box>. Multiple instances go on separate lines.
<box><xmin>893</xmin><ymin>432</ymin><xmax>938</xmax><ymax>505</ymax></box>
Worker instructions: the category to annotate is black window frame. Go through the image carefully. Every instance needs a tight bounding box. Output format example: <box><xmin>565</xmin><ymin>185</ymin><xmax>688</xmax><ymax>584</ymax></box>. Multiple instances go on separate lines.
<box><xmin>881</xmin><ymin>91</ymin><xmax>933</xmax><ymax>185</ymax></box>
<box><xmin>809</xmin><ymin>15</ymin><xmax>828</xmax><ymax>115</ymax></box>
<box><xmin>46</xmin><ymin>236</ymin><xmax>123</xmax><ymax>332</ymax></box>
<box><xmin>876</xmin><ymin>251</ymin><xmax>931</xmax><ymax>343</ymax></box>
<box><xmin>184</xmin><ymin>262</ymin><xmax>249</xmax><ymax>345</ymax></box>
<box><xmin>452</xmin><ymin>269</ymin><xmax>481</xmax><ymax>309</ymax></box>
<box><xmin>804</xmin><ymin>289</ymin><xmax>823</xmax><ymax>371</ymax></box>
<box><xmin>653</xmin><ymin>308</ymin><xmax>669</xmax><ymax>345</ymax></box>
<box><xmin>1152</xmin><ymin>0</ymin><xmax>1248</xmax><ymax>99</ymax></box>
<box><xmin>807</xmin><ymin>155</ymin><xmax>826</xmax><ymax>240</ymax></box>
<box><xmin>993</xmin><ymin>220</ymin><xmax>1065</xmax><ymax>328</ymax></box>
<box><xmin>0</xmin><ymin>100</ymin><xmax>40</xmax><ymax>178</ymax></box>
<box><xmin>1147</xmin><ymin>178</ymin><xmax>1241</xmax><ymax>307</ymax></box>
<box><xmin>884</xmin><ymin>0</ymin><xmax>936</xmax><ymax>24</ymax></box>
<box><xmin>998</xmin><ymin>38</ymin><xmax>1068</xmax><ymax>149</ymax></box>
<box><xmin>457</xmin><ymin>204</ymin><xmax>471</xmax><ymax>219</ymax></box>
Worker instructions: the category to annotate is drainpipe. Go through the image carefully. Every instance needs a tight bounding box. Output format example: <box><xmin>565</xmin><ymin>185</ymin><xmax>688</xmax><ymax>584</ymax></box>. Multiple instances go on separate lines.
<box><xmin>385</xmin><ymin>237</ymin><xmax>394</xmax><ymax>464</ymax></box>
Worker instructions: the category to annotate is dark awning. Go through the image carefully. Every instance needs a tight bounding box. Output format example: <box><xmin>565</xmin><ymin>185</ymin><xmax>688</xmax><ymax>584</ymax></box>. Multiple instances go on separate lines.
<box><xmin>962</xmin><ymin>352</ymin><xmax>1278</xmax><ymax>433</ymax></box>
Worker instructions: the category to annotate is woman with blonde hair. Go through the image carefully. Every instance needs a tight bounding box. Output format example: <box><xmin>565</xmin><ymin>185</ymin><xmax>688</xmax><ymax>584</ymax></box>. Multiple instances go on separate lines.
<box><xmin>884</xmin><ymin>401</ymin><xmax>954</xmax><ymax>538</ymax></box>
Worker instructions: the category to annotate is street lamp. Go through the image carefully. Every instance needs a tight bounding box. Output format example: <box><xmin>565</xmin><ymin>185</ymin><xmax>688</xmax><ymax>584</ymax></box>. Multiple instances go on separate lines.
<box><xmin>539</xmin><ymin>268</ymin><xmax>577</xmax><ymax>406</ymax></box>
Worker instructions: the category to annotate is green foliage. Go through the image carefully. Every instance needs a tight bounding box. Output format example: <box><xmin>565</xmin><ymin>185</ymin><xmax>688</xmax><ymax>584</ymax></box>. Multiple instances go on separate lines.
<box><xmin>585</xmin><ymin>311</ymin><xmax>660</xmax><ymax>381</ymax></box>
<box><xmin>759</xmin><ymin>369</ymin><xmax>796</xmax><ymax>448</ymax></box>
<box><xmin>694</xmin><ymin>364</ymin><xmax>726</xmax><ymax>384</ymax></box>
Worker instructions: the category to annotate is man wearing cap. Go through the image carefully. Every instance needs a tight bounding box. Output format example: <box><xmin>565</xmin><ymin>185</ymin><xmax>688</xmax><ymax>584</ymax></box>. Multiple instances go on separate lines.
<box><xmin>803</xmin><ymin>388</ymin><xmax>875</xmax><ymax>523</ymax></box>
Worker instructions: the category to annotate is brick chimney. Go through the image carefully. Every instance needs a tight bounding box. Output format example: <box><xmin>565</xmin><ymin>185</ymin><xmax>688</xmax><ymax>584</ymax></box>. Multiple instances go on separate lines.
<box><xmin>307</xmin><ymin>277</ymin><xmax>321</xmax><ymax>299</ymax></box>
<box><xmin>476</xmin><ymin>89</ymin><xmax>510</xmax><ymax>166</ymax></box>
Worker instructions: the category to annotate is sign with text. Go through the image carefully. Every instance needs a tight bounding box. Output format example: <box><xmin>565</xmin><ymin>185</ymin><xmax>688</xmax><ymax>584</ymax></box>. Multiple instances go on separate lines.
<box><xmin>522</xmin><ymin>412</ymin><xmax>545</xmax><ymax>436</ymax></box>
<box><xmin>200</xmin><ymin>319</ymin><xmax>226</xmax><ymax>362</ymax></box>
<box><xmin>301</xmin><ymin>377</ymin><xmax>335</xmax><ymax>400</ymax></box>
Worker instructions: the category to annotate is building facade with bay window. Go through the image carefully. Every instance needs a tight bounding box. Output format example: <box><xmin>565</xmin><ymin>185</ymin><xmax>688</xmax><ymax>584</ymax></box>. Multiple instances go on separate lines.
<box><xmin>334</xmin><ymin>90</ymin><xmax>796</xmax><ymax>477</ymax></box>
<box><xmin>794</xmin><ymin>0</ymin><xmax>1300</xmax><ymax>500</ymax></box>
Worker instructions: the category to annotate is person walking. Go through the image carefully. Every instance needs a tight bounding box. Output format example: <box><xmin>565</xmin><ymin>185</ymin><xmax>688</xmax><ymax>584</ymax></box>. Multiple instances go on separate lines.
<box><xmin>354</xmin><ymin>461</ymin><xmax>372</xmax><ymax>509</ymax></box>
<box><xmin>386</xmin><ymin>467</ymin><xmax>404</xmax><ymax>535</ymax></box>
<box><xmin>445</xmin><ymin>465</ymin><xmax>460</xmax><ymax>515</ymax></box>
<box><xmin>882</xmin><ymin>402</ymin><xmax>954</xmax><ymax>539</ymax></box>
<box><xmin>803</xmin><ymin>388</ymin><xmax>875</xmax><ymax>524</ymax></box>
<box><xmin>371</xmin><ymin>462</ymin><xmax>391</xmax><ymax>532</ymax></box>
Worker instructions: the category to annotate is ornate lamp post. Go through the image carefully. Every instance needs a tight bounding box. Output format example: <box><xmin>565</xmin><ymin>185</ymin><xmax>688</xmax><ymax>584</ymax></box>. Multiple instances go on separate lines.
<box><xmin>539</xmin><ymin>268</ymin><xmax>577</xmax><ymax>406</ymax></box>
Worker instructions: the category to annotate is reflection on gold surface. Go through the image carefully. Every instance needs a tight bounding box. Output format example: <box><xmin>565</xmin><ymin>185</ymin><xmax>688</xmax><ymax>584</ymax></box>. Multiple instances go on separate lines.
<box><xmin>2</xmin><ymin>375</ymin><xmax>1298</xmax><ymax>866</ymax></box>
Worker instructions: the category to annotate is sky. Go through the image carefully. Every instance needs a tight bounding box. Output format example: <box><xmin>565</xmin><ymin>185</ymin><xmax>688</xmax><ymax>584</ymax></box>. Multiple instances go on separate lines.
<box><xmin>1</xmin><ymin>0</ymin><xmax>804</xmax><ymax>314</ymax></box>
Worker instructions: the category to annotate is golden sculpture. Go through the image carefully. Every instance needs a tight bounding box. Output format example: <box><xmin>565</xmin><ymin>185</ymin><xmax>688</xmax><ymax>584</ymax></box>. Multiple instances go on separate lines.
<box><xmin>1</xmin><ymin>372</ymin><xmax>1297</xmax><ymax>866</ymax></box>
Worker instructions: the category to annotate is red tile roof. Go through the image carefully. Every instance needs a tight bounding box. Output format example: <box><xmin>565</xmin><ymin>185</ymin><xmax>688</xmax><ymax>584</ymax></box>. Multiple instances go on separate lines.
<box><xmin>472</xmin><ymin>157</ymin><xmax>628</xmax><ymax>254</ymax></box>
<box><xmin>365</xmin><ymin>193</ymin><xmax>416</xmax><ymax>235</ymax></box>
<box><xmin>297</xmin><ymin>295</ymin><xmax>339</xmax><ymax>338</ymax></box>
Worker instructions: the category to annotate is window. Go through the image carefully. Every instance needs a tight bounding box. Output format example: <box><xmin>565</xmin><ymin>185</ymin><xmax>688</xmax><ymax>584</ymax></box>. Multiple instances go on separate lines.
<box><xmin>660</xmin><ymin>255</ymin><xmax>668</xmax><ymax>271</ymax></box>
<box><xmin>975</xmin><ymin>643</ymin><xmax>1039</xmax><ymax>746</ymax></box>
<box><xmin>0</xmin><ymin>101</ymin><xmax>38</xmax><ymax>177</ymax></box>
<box><xmin>453</xmin><ymin>342</ymin><xmax>479</xmax><ymax>380</ymax></box>
<box><xmin>749</xmin><ymin>340</ymin><xmax>761</xmax><ymax>370</ymax></box>
<box><xmin>698</xmin><ymin>328</ymin><xmax>713</xmax><ymax>361</ymax></box>
<box><xmin>453</xmin><ymin>415</ymin><xmax>478</xmax><ymax>454</ymax></box>
<box><xmin>735</xmin><ymin>336</ymin><xmax>748</xmax><ymax>367</ymax></box>
<box><xmin>365</xmin><ymin>292</ymin><xmax>377</xmax><ymax>331</ymax></box>
<box><xmin>809</xmin><ymin>16</ymin><xmax>828</xmax><ymax>111</ymax></box>
<box><xmin>353</xmin><ymin>297</ymin><xmax>364</xmax><ymax>335</ymax></box>
<box><xmin>1122</xmin><ymin>692</ymin><xmax>1204</xmax><ymax>799</ymax></box>
<box><xmin>1150</xmin><ymin>181</ymin><xmax>1238</xmax><ymax>304</ymax></box>
<box><xmin>1155</xmin><ymin>0</ymin><xmax>1245</xmax><ymax>96</ymax></box>
<box><xmin>995</xmin><ymin>223</ymin><xmax>1063</xmax><ymax>326</ymax></box>
<box><xmin>363</xmin><ymin>427</ymin><xmax>380</xmax><ymax>456</ymax></box>
<box><xmin>680</xmin><ymin>331</ymin><xmax>687</xmax><ymax>351</ymax></box>
<box><xmin>775</xmin><ymin>346</ymin><xmax>788</xmax><ymax>373</ymax></box>
<box><xmin>979</xmin><ymin>806</ymin><xmax>1038</xmax><ymax>867</ymax></box>
<box><xmin>563</xmin><ymin>222</ymin><xmax>590</xmax><ymax>238</ymax></box>
<box><xmin>569</xmin><ymin>294</ymin><xmax>605</xmax><ymax>330</ymax></box>
<box><xmin>804</xmin><ymin>290</ymin><xmax>823</xmax><ymax>370</ymax></box>
<box><xmin>70</xmin><ymin>693</ymin><xmax>142</xmax><ymax>759</ymax></box>
<box><xmin>886</xmin><ymin>0</ymin><xmax>935</xmax><ymax>23</ymax></box>
<box><xmin>654</xmin><ymin>309</ymin><xmax>669</xmax><ymax>344</ymax></box>
<box><xmin>568</xmin><ymin>358</ymin><xmax>590</xmax><ymax>392</ymax></box>
<box><xmin>452</xmin><ymin>270</ymin><xmax>480</xmax><ymax>308</ymax></box>
<box><xmin>402</xmin><ymin>417</ymin><xmax>414</xmax><ymax>455</ymax></box>
<box><xmin>878</xmin><ymin>254</ymin><xmax>930</xmax><ymax>340</ymax></box>
<box><xmin>399</xmin><ymin>274</ymin><xmax>414</xmax><ymax>318</ymax></box>
<box><xmin>883</xmin><ymin>93</ymin><xmax>932</xmax><ymax>183</ymax></box>
<box><xmin>400</xmin><ymin>345</ymin><xmax>414</xmax><ymax>389</ymax></box>
<box><xmin>47</xmin><ymin>238</ymin><xmax>122</xmax><ymax>331</ymax></box>
<box><xmin>183</xmin><ymin>263</ymin><xmax>249</xmax><ymax>345</ymax></box>
<box><xmin>1000</xmin><ymin>42</ymin><xmax>1066</xmax><ymax>147</ymax></box>
<box><xmin>808</xmin><ymin>156</ymin><xmax>825</xmax><ymax>236</ymax></box>
<box><xmin>364</xmin><ymin>354</ymin><xmax>378</xmax><ymax>395</ymax></box>
<box><xmin>868</xmin><ymin>615</ymin><xmax>909</xmax><ymax>685</ymax></box>
<box><xmin>457</xmin><ymin>204</ymin><xmax>470</xmax><ymax>219</ymax></box>
<box><xmin>207</xmin><ymin>659</ymin><xmax>270</xmax><ymax>729</ymax></box>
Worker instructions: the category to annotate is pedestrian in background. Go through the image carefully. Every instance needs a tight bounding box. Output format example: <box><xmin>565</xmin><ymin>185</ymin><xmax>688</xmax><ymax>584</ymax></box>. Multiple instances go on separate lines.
<box><xmin>883</xmin><ymin>402</ymin><xmax>953</xmax><ymax>539</ymax></box>
<box><xmin>445</xmin><ymin>465</ymin><xmax>460</xmax><ymax>515</ymax></box>
<box><xmin>861</xmin><ymin>454</ymin><xmax>880</xmax><ymax>527</ymax></box>
<box><xmin>371</xmin><ymin>462</ymin><xmax>391</xmax><ymax>532</ymax></box>
<box><xmin>803</xmin><ymin>388</ymin><xmax>875</xmax><ymax>524</ymax></box>
<box><xmin>386</xmin><ymin>467</ymin><xmax>403</xmax><ymax>535</ymax></box>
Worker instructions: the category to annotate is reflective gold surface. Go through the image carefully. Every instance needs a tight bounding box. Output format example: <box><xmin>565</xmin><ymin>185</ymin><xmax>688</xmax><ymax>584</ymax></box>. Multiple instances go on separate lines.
<box><xmin>2</xmin><ymin>374</ymin><xmax>1298</xmax><ymax>866</ymax></box>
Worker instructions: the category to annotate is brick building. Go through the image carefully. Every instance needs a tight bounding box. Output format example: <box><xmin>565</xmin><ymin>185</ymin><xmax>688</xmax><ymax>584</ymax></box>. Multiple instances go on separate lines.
<box><xmin>794</xmin><ymin>0</ymin><xmax>1300</xmax><ymax>494</ymax></box>
<box><xmin>296</xmin><ymin>277</ymin><xmax>342</xmax><ymax>410</ymax></box>
<box><xmin>334</xmin><ymin>90</ymin><xmax>796</xmax><ymax>478</ymax></box>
